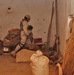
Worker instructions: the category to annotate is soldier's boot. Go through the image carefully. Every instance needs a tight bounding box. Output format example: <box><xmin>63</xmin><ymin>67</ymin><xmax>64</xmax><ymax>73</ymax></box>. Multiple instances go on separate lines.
<box><xmin>11</xmin><ymin>45</ymin><xmax>21</xmax><ymax>57</ymax></box>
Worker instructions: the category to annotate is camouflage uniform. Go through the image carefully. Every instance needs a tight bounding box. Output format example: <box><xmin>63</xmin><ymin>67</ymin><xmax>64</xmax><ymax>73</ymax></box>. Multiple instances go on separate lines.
<box><xmin>11</xmin><ymin>15</ymin><xmax>31</xmax><ymax>57</ymax></box>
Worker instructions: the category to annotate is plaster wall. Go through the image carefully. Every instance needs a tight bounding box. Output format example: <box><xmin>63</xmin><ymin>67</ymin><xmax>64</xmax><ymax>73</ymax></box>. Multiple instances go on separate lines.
<box><xmin>0</xmin><ymin>0</ymin><xmax>72</xmax><ymax>54</ymax></box>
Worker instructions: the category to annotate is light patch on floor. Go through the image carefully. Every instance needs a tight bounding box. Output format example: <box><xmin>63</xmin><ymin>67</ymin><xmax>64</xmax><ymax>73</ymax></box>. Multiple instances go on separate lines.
<box><xmin>0</xmin><ymin>53</ymin><xmax>57</xmax><ymax>75</ymax></box>
<box><xmin>0</xmin><ymin>53</ymin><xmax>32</xmax><ymax>75</ymax></box>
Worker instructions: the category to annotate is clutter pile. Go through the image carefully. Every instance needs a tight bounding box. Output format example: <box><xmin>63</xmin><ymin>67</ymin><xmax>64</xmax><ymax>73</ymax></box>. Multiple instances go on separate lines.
<box><xmin>16</xmin><ymin>49</ymin><xmax>35</xmax><ymax>63</ymax></box>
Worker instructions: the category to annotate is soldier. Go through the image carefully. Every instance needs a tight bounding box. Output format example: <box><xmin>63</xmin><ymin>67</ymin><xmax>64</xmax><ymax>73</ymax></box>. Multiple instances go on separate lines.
<box><xmin>11</xmin><ymin>15</ymin><xmax>32</xmax><ymax>57</ymax></box>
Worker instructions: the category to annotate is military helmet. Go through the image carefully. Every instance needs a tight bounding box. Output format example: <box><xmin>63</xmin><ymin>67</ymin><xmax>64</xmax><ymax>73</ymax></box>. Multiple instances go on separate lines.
<box><xmin>24</xmin><ymin>15</ymin><xmax>31</xmax><ymax>22</ymax></box>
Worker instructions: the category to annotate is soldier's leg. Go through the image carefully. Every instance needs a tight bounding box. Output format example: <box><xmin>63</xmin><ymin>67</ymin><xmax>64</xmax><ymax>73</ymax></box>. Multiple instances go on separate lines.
<box><xmin>11</xmin><ymin>45</ymin><xmax>21</xmax><ymax>57</ymax></box>
<box><xmin>11</xmin><ymin>31</ymin><xmax>27</xmax><ymax>57</ymax></box>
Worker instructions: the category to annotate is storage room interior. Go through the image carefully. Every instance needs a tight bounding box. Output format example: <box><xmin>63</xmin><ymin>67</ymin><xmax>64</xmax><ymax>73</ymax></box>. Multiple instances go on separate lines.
<box><xmin>0</xmin><ymin>0</ymin><xmax>74</xmax><ymax>75</ymax></box>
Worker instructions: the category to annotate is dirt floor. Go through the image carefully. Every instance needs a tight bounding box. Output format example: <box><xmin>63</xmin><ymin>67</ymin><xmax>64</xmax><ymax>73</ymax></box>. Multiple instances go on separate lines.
<box><xmin>0</xmin><ymin>53</ymin><xmax>56</xmax><ymax>75</ymax></box>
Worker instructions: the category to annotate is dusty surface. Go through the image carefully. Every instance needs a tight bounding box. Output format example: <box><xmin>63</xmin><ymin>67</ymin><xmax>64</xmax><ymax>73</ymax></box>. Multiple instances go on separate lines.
<box><xmin>0</xmin><ymin>53</ymin><xmax>57</xmax><ymax>75</ymax></box>
<box><xmin>0</xmin><ymin>53</ymin><xmax>32</xmax><ymax>75</ymax></box>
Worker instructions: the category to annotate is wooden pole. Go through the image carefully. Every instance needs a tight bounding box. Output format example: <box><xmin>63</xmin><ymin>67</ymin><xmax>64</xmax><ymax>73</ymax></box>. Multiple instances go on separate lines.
<box><xmin>46</xmin><ymin>1</ymin><xmax>54</xmax><ymax>51</ymax></box>
<box><xmin>55</xmin><ymin>0</ymin><xmax>60</xmax><ymax>52</ymax></box>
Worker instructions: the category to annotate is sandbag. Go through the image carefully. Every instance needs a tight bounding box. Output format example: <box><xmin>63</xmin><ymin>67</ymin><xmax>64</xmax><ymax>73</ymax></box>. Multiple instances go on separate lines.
<box><xmin>62</xmin><ymin>33</ymin><xmax>74</xmax><ymax>75</ymax></box>
<box><xmin>3</xmin><ymin>28</ymin><xmax>20</xmax><ymax>47</ymax></box>
<box><xmin>16</xmin><ymin>49</ymin><xmax>35</xmax><ymax>63</ymax></box>
<box><xmin>30</xmin><ymin>50</ymin><xmax>50</xmax><ymax>75</ymax></box>
<box><xmin>62</xmin><ymin>18</ymin><xmax>74</xmax><ymax>75</ymax></box>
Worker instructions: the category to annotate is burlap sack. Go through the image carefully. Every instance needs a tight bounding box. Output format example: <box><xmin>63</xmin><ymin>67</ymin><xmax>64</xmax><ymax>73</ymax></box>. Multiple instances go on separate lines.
<box><xmin>62</xmin><ymin>18</ymin><xmax>74</xmax><ymax>75</ymax></box>
<box><xmin>3</xmin><ymin>28</ymin><xmax>20</xmax><ymax>47</ymax></box>
<box><xmin>16</xmin><ymin>49</ymin><xmax>35</xmax><ymax>63</ymax></box>
<box><xmin>30</xmin><ymin>50</ymin><xmax>50</xmax><ymax>75</ymax></box>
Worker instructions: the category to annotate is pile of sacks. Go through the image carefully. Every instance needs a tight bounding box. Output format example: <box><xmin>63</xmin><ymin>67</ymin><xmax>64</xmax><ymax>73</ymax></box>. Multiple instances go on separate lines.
<box><xmin>15</xmin><ymin>49</ymin><xmax>62</xmax><ymax>75</ymax></box>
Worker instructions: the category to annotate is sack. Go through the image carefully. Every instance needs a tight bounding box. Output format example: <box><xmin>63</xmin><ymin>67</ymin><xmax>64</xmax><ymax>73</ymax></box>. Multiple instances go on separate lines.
<box><xmin>30</xmin><ymin>50</ymin><xmax>50</xmax><ymax>75</ymax></box>
<box><xmin>16</xmin><ymin>49</ymin><xmax>35</xmax><ymax>63</ymax></box>
<box><xmin>3</xmin><ymin>28</ymin><xmax>20</xmax><ymax>47</ymax></box>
